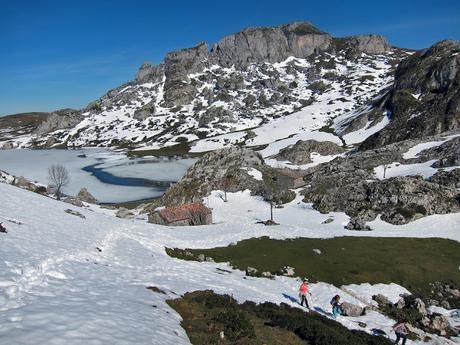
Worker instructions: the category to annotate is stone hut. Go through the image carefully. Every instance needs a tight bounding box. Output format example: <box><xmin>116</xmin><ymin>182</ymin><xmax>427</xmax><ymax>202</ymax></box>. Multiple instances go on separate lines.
<box><xmin>276</xmin><ymin>169</ymin><xmax>307</xmax><ymax>188</ymax></box>
<box><xmin>148</xmin><ymin>202</ymin><xmax>212</xmax><ymax>226</ymax></box>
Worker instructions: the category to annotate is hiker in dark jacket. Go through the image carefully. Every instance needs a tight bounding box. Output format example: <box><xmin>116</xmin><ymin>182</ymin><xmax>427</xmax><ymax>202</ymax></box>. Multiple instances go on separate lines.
<box><xmin>393</xmin><ymin>319</ymin><xmax>408</xmax><ymax>344</ymax></box>
<box><xmin>330</xmin><ymin>295</ymin><xmax>343</xmax><ymax>318</ymax></box>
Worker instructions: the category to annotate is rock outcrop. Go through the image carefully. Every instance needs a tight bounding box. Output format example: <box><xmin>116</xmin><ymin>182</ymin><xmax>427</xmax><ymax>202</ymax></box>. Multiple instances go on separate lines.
<box><xmin>163</xmin><ymin>42</ymin><xmax>210</xmax><ymax>107</ymax></box>
<box><xmin>33</xmin><ymin>108</ymin><xmax>83</xmax><ymax>137</ymax></box>
<box><xmin>152</xmin><ymin>146</ymin><xmax>295</xmax><ymax>208</ymax></box>
<box><xmin>210</xmin><ymin>22</ymin><xmax>332</xmax><ymax>67</ymax></box>
<box><xmin>304</xmin><ymin>175</ymin><xmax>460</xmax><ymax>225</ymax></box>
<box><xmin>274</xmin><ymin>139</ymin><xmax>344</xmax><ymax>164</ymax></box>
<box><xmin>361</xmin><ymin>40</ymin><xmax>460</xmax><ymax>149</ymax></box>
<box><xmin>336</xmin><ymin>35</ymin><xmax>391</xmax><ymax>55</ymax></box>
<box><xmin>430</xmin><ymin>168</ymin><xmax>460</xmax><ymax>189</ymax></box>
<box><xmin>136</xmin><ymin>62</ymin><xmax>164</xmax><ymax>83</ymax></box>
<box><xmin>413</xmin><ymin>136</ymin><xmax>460</xmax><ymax>168</ymax></box>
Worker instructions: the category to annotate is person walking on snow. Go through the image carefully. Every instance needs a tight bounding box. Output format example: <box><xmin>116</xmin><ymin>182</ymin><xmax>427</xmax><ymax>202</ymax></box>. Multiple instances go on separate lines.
<box><xmin>330</xmin><ymin>295</ymin><xmax>343</xmax><ymax>318</ymax></box>
<box><xmin>299</xmin><ymin>279</ymin><xmax>311</xmax><ymax>308</ymax></box>
<box><xmin>393</xmin><ymin>319</ymin><xmax>408</xmax><ymax>345</ymax></box>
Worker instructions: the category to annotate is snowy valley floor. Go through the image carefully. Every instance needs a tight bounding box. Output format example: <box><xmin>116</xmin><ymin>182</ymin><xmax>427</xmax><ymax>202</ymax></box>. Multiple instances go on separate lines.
<box><xmin>0</xmin><ymin>183</ymin><xmax>459</xmax><ymax>344</ymax></box>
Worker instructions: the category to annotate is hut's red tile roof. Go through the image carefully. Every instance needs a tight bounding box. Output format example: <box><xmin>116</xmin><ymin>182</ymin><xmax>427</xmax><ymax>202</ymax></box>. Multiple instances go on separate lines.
<box><xmin>159</xmin><ymin>202</ymin><xmax>211</xmax><ymax>223</ymax></box>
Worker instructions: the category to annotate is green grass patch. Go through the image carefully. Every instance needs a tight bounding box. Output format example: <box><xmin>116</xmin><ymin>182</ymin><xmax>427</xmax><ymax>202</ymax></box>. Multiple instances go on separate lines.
<box><xmin>128</xmin><ymin>141</ymin><xmax>197</xmax><ymax>158</ymax></box>
<box><xmin>167</xmin><ymin>290</ymin><xmax>392</xmax><ymax>345</ymax></box>
<box><xmin>167</xmin><ymin>236</ymin><xmax>460</xmax><ymax>302</ymax></box>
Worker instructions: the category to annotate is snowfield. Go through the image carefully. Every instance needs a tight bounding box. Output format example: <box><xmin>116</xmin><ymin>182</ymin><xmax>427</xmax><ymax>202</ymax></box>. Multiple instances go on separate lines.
<box><xmin>1</xmin><ymin>183</ymin><xmax>459</xmax><ymax>344</ymax></box>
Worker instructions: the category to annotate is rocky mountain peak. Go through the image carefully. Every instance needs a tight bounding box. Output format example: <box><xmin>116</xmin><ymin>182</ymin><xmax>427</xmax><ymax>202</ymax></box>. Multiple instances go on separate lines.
<box><xmin>135</xmin><ymin>21</ymin><xmax>393</xmax><ymax>84</ymax></box>
<box><xmin>210</xmin><ymin>21</ymin><xmax>332</xmax><ymax>67</ymax></box>
<box><xmin>136</xmin><ymin>62</ymin><xmax>164</xmax><ymax>83</ymax></box>
<box><xmin>338</xmin><ymin>34</ymin><xmax>392</xmax><ymax>55</ymax></box>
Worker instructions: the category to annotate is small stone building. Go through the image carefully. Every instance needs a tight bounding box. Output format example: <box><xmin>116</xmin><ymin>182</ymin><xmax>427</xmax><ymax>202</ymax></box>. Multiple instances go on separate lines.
<box><xmin>148</xmin><ymin>202</ymin><xmax>212</xmax><ymax>226</ymax></box>
<box><xmin>276</xmin><ymin>169</ymin><xmax>308</xmax><ymax>188</ymax></box>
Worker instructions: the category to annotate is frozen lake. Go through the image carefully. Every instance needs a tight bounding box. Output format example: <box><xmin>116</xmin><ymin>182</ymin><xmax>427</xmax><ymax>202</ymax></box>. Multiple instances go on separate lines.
<box><xmin>0</xmin><ymin>149</ymin><xmax>195</xmax><ymax>203</ymax></box>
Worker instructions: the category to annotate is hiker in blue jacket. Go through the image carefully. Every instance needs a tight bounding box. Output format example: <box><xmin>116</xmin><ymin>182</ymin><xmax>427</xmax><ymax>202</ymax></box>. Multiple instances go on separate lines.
<box><xmin>330</xmin><ymin>295</ymin><xmax>343</xmax><ymax>318</ymax></box>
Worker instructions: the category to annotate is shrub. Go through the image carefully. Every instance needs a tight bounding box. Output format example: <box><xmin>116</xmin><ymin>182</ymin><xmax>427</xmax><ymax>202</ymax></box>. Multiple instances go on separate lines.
<box><xmin>214</xmin><ymin>309</ymin><xmax>255</xmax><ymax>341</ymax></box>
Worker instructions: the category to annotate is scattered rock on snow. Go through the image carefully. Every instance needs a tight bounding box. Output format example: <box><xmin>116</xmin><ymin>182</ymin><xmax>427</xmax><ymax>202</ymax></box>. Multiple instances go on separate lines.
<box><xmin>63</xmin><ymin>197</ymin><xmax>84</xmax><ymax>207</ymax></box>
<box><xmin>281</xmin><ymin>266</ymin><xmax>295</xmax><ymax>276</ymax></box>
<box><xmin>345</xmin><ymin>218</ymin><xmax>371</xmax><ymax>231</ymax></box>
<box><xmin>115</xmin><ymin>208</ymin><xmax>135</xmax><ymax>219</ymax></box>
<box><xmin>322</xmin><ymin>218</ymin><xmax>334</xmax><ymax>224</ymax></box>
<box><xmin>245</xmin><ymin>267</ymin><xmax>258</xmax><ymax>276</ymax></box>
<box><xmin>0</xmin><ymin>223</ymin><xmax>7</xmax><ymax>233</ymax></box>
<box><xmin>64</xmin><ymin>209</ymin><xmax>86</xmax><ymax>219</ymax></box>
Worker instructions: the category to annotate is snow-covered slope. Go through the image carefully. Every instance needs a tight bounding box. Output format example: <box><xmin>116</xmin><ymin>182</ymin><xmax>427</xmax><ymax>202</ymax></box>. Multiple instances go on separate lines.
<box><xmin>1</xmin><ymin>183</ymin><xmax>459</xmax><ymax>344</ymax></box>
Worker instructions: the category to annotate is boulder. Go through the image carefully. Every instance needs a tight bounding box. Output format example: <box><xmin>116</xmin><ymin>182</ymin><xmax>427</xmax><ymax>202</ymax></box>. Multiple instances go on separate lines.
<box><xmin>76</xmin><ymin>188</ymin><xmax>98</xmax><ymax>204</ymax></box>
<box><xmin>372</xmin><ymin>294</ymin><xmax>390</xmax><ymax>306</ymax></box>
<box><xmin>282</xmin><ymin>266</ymin><xmax>295</xmax><ymax>276</ymax></box>
<box><xmin>115</xmin><ymin>208</ymin><xmax>134</xmax><ymax>219</ymax></box>
<box><xmin>1</xmin><ymin>142</ymin><xmax>13</xmax><ymax>150</ymax></box>
<box><xmin>345</xmin><ymin>218</ymin><xmax>371</xmax><ymax>231</ymax></box>
<box><xmin>414</xmin><ymin>297</ymin><xmax>428</xmax><ymax>316</ymax></box>
<box><xmin>0</xmin><ymin>223</ymin><xmax>7</xmax><ymax>233</ymax></box>
<box><xmin>245</xmin><ymin>267</ymin><xmax>258</xmax><ymax>276</ymax></box>
<box><xmin>429</xmin><ymin>314</ymin><xmax>451</xmax><ymax>335</ymax></box>
<box><xmin>15</xmin><ymin>176</ymin><xmax>32</xmax><ymax>188</ymax></box>
<box><xmin>341</xmin><ymin>302</ymin><xmax>366</xmax><ymax>317</ymax></box>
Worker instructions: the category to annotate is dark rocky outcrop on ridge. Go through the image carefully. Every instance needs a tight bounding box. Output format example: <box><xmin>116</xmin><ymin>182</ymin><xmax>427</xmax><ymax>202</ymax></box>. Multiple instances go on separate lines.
<box><xmin>360</xmin><ymin>40</ymin><xmax>460</xmax><ymax>149</ymax></box>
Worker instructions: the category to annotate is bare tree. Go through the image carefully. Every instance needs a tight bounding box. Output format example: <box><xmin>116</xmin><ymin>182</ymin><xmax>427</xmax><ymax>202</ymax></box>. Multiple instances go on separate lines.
<box><xmin>219</xmin><ymin>174</ymin><xmax>233</xmax><ymax>202</ymax></box>
<box><xmin>264</xmin><ymin>175</ymin><xmax>280</xmax><ymax>225</ymax></box>
<box><xmin>48</xmin><ymin>164</ymin><xmax>69</xmax><ymax>200</ymax></box>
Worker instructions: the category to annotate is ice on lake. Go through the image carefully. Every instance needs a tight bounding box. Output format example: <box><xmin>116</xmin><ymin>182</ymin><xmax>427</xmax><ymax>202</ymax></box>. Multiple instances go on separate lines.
<box><xmin>0</xmin><ymin>149</ymin><xmax>195</xmax><ymax>203</ymax></box>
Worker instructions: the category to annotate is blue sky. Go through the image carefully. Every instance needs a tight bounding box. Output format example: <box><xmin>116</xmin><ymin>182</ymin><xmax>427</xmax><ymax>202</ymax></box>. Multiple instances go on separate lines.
<box><xmin>1</xmin><ymin>0</ymin><xmax>459</xmax><ymax>116</ymax></box>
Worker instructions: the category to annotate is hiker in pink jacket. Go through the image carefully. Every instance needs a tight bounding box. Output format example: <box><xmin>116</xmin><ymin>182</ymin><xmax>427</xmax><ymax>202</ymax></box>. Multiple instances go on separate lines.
<box><xmin>298</xmin><ymin>279</ymin><xmax>312</xmax><ymax>308</ymax></box>
<box><xmin>393</xmin><ymin>319</ymin><xmax>408</xmax><ymax>344</ymax></box>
